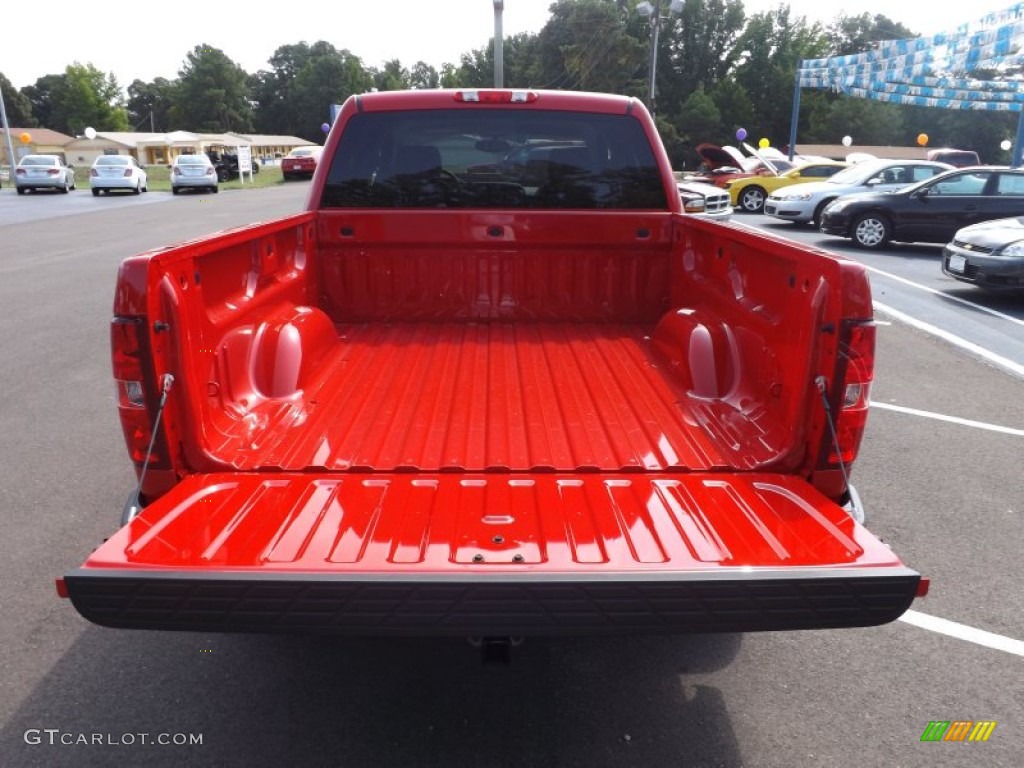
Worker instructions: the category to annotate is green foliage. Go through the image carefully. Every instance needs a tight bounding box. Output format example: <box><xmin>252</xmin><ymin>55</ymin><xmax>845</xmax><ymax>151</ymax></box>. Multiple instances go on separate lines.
<box><xmin>127</xmin><ymin>77</ymin><xmax>177</xmax><ymax>131</ymax></box>
<box><xmin>733</xmin><ymin>8</ymin><xmax>827</xmax><ymax>145</ymax></box>
<box><xmin>373</xmin><ymin>60</ymin><xmax>410</xmax><ymax>91</ymax></box>
<box><xmin>808</xmin><ymin>96</ymin><xmax>905</xmax><ymax>145</ymax></box>
<box><xmin>251</xmin><ymin>42</ymin><xmax>371</xmax><ymax>141</ymax></box>
<box><xmin>0</xmin><ymin>72</ymin><xmax>36</xmax><ymax>126</ymax></box>
<box><xmin>21</xmin><ymin>65</ymin><xmax>128</xmax><ymax>135</ymax></box>
<box><xmin>172</xmin><ymin>45</ymin><xmax>253</xmax><ymax>132</ymax></box>
<box><xmin>825</xmin><ymin>13</ymin><xmax>915</xmax><ymax>56</ymax></box>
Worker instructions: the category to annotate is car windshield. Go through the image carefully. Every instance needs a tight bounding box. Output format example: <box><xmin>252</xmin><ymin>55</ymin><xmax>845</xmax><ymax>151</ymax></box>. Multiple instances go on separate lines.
<box><xmin>825</xmin><ymin>162</ymin><xmax>896</xmax><ymax>185</ymax></box>
<box><xmin>95</xmin><ymin>156</ymin><xmax>131</xmax><ymax>166</ymax></box>
<box><xmin>21</xmin><ymin>157</ymin><xmax>57</xmax><ymax>166</ymax></box>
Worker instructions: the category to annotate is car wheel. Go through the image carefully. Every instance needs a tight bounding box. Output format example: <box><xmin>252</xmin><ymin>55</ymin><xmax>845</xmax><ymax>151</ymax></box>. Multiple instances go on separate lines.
<box><xmin>739</xmin><ymin>186</ymin><xmax>766</xmax><ymax>214</ymax></box>
<box><xmin>217</xmin><ymin>169</ymin><xmax>230</xmax><ymax>182</ymax></box>
<box><xmin>812</xmin><ymin>199</ymin><xmax>834</xmax><ymax>228</ymax></box>
<box><xmin>172</xmin><ymin>186</ymin><xmax>180</xmax><ymax>195</ymax></box>
<box><xmin>61</xmin><ymin>179</ymin><xmax>70</xmax><ymax>194</ymax></box>
<box><xmin>70</xmin><ymin>178</ymin><xmax>76</xmax><ymax>191</ymax></box>
<box><xmin>211</xmin><ymin>185</ymin><xmax>219</xmax><ymax>194</ymax></box>
<box><xmin>852</xmin><ymin>213</ymin><xmax>891</xmax><ymax>250</ymax></box>
<box><xmin>133</xmin><ymin>181</ymin><xmax>141</xmax><ymax>195</ymax></box>
<box><xmin>16</xmin><ymin>187</ymin><xmax>25</xmax><ymax>195</ymax></box>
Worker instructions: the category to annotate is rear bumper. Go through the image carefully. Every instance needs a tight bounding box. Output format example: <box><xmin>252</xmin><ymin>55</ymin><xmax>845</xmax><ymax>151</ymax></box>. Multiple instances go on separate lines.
<box><xmin>65</xmin><ymin>566</ymin><xmax>920</xmax><ymax>637</ymax></box>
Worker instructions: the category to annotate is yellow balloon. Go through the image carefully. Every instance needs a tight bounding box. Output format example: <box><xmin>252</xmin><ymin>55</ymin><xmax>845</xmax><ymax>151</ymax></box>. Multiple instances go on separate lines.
<box><xmin>758</xmin><ymin>138</ymin><xmax>770</xmax><ymax>149</ymax></box>
<box><xmin>917</xmin><ymin>133</ymin><xmax>929</xmax><ymax>147</ymax></box>
<box><xmin>19</xmin><ymin>132</ymin><xmax>32</xmax><ymax>144</ymax></box>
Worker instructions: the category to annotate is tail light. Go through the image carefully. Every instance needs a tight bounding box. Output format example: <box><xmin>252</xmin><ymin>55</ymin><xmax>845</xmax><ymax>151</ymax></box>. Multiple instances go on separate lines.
<box><xmin>206</xmin><ymin>167</ymin><xmax>215</xmax><ymax>176</ymax></box>
<box><xmin>826</xmin><ymin>320</ymin><xmax>876</xmax><ymax>467</ymax></box>
<box><xmin>111</xmin><ymin>317</ymin><xmax>166</xmax><ymax>466</ymax></box>
<box><xmin>454</xmin><ymin>90</ymin><xmax>539</xmax><ymax>103</ymax></box>
<box><xmin>16</xmin><ymin>168</ymin><xmax>25</xmax><ymax>176</ymax></box>
<box><xmin>123</xmin><ymin>169</ymin><xmax>133</xmax><ymax>177</ymax></box>
<box><xmin>91</xmin><ymin>169</ymin><xmax>99</xmax><ymax>177</ymax></box>
<box><xmin>173</xmin><ymin>167</ymin><xmax>182</xmax><ymax>176</ymax></box>
<box><xmin>47</xmin><ymin>169</ymin><xmax>60</xmax><ymax>176</ymax></box>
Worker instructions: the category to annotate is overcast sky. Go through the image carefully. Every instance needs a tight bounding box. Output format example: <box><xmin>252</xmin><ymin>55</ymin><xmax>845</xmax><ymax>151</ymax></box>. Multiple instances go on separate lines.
<box><xmin>0</xmin><ymin>0</ymin><xmax>1016</xmax><ymax>89</ymax></box>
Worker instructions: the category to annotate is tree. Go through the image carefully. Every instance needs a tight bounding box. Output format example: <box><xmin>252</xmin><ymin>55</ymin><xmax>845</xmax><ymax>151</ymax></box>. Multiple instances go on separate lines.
<box><xmin>290</xmin><ymin>49</ymin><xmax>373</xmax><ymax>141</ymax></box>
<box><xmin>673</xmin><ymin>88</ymin><xmax>723</xmax><ymax>165</ymax></box>
<box><xmin>657</xmin><ymin>0</ymin><xmax>747</xmax><ymax>105</ymax></box>
<box><xmin>23</xmin><ymin>64</ymin><xmax>129</xmax><ymax>134</ymax></box>
<box><xmin>171</xmin><ymin>45</ymin><xmax>253</xmax><ymax>132</ymax></box>
<box><xmin>409</xmin><ymin>61</ymin><xmax>440</xmax><ymax>90</ymax></box>
<box><xmin>127</xmin><ymin>77</ymin><xmax>177</xmax><ymax>132</ymax></box>
<box><xmin>372</xmin><ymin>59</ymin><xmax>409</xmax><ymax>91</ymax></box>
<box><xmin>825</xmin><ymin>13</ymin><xmax>915</xmax><ymax>56</ymax></box>
<box><xmin>22</xmin><ymin>74</ymin><xmax>65</xmax><ymax>130</ymax></box>
<box><xmin>0</xmin><ymin>73</ymin><xmax>36</xmax><ymax>126</ymax></box>
<box><xmin>808</xmin><ymin>95</ymin><xmax>905</xmax><ymax>146</ymax></box>
<box><xmin>252</xmin><ymin>42</ymin><xmax>371</xmax><ymax>140</ymax></box>
<box><xmin>528</xmin><ymin>0</ymin><xmax>644</xmax><ymax>94</ymax></box>
<box><xmin>732</xmin><ymin>8</ymin><xmax>828</xmax><ymax>146</ymax></box>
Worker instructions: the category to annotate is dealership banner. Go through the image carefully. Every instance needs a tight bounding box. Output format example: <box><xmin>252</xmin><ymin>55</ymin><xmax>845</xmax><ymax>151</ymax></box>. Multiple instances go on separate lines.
<box><xmin>797</xmin><ymin>4</ymin><xmax>1024</xmax><ymax>110</ymax></box>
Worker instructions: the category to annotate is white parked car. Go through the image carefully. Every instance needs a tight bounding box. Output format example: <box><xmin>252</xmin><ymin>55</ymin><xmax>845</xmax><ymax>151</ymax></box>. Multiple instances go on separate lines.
<box><xmin>764</xmin><ymin>159</ymin><xmax>952</xmax><ymax>226</ymax></box>
<box><xmin>677</xmin><ymin>179</ymin><xmax>732</xmax><ymax>220</ymax></box>
<box><xmin>170</xmin><ymin>154</ymin><xmax>219</xmax><ymax>194</ymax></box>
<box><xmin>15</xmin><ymin>155</ymin><xmax>76</xmax><ymax>194</ymax></box>
<box><xmin>91</xmin><ymin>155</ymin><xmax>148</xmax><ymax>196</ymax></box>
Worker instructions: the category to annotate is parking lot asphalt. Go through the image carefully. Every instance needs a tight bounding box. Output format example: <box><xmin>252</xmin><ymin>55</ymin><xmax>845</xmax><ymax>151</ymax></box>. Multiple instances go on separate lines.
<box><xmin>0</xmin><ymin>190</ymin><xmax>1020</xmax><ymax>767</ymax></box>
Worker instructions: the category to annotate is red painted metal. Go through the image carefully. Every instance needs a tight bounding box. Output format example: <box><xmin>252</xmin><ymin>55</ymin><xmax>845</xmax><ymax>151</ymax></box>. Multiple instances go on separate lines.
<box><xmin>79</xmin><ymin>472</ymin><xmax>903</xmax><ymax>573</ymax></box>
<box><xmin>71</xmin><ymin>90</ymin><xmax>921</xmax><ymax>636</ymax></box>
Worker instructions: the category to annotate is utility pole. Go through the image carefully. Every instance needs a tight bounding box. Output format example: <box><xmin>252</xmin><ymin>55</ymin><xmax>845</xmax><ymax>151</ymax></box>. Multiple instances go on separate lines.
<box><xmin>493</xmin><ymin>1</ymin><xmax>505</xmax><ymax>88</ymax></box>
<box><xmin>0</xmin><ymin>86</ymin><xmax>19</xmax><ymax>185</ymax></box>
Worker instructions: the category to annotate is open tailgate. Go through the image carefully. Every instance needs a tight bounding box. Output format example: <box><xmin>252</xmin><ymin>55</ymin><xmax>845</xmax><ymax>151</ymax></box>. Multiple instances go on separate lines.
<box><xmin>65</xmin><ymin>472</ymin><xmax>920</xmax><ymax>636</ymax></box>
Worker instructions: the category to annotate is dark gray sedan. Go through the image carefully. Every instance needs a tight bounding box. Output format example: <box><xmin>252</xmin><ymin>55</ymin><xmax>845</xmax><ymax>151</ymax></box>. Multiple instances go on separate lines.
<box><xmin>820</xmin><ymin>167</ymin><xmax>1024</xmax><ymax>249</ymax></box>
<box><xmin>942</xmin><ymin>217</ymin><xmax>1024</xmax><ymax>292</ymax></box>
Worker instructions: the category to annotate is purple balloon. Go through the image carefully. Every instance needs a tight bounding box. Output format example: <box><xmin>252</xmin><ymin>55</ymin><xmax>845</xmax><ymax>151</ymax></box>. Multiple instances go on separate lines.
<box><xmin>735</xmin><ymin>128</ymin><xmax>747</xmax><ymax>141</ymax></box>
<box><xmin>321</xmin><ymin>122</ymin><xmax>330</xmax><ymax>134</ymax></box>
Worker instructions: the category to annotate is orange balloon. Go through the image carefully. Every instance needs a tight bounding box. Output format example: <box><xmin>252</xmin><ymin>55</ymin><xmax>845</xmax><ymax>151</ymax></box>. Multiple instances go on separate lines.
<box><xmin>19</xmin><ymin>132</ymin><xmax>31</xmax><ymax>144</ymax></box>
<box><xmin>916</xmin><ymin>133</ymin><xmax>929</xmax><ymax>147</ymax></box>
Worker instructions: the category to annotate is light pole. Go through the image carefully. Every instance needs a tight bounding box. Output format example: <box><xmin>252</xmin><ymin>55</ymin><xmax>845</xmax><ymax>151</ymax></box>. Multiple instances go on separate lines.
<box><xmin>493</xmin><ymin>1</ymin><xmax>505</xmax><ymax>88</ymax></box>
<box><xmin>0</xmin><ymin>86</ymin><xmax>19</xmax><ymax>185</ymax></box>
<box><xmin>636</xmin><ymin>0</ymin><xmax>684</xmax><ymax>119</ymax></box>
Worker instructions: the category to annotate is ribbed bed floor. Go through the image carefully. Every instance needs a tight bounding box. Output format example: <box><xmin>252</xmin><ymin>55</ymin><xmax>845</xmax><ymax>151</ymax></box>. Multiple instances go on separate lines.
<box><xmin>214</xmin><ymin>322</ymin><xmax>775</xmax><ymax>472</ymax></box>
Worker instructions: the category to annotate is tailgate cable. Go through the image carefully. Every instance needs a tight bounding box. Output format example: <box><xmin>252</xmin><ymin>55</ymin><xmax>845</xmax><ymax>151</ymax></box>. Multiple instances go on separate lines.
<box><xmin>123</xmin><ymin>373</ymin><xmax>174</xmax><ymax>524</ymax></box>
<box><xmin>815</xmin><ymin>375</ymin><xmax>852</xmax><ymax>491</ymax></box>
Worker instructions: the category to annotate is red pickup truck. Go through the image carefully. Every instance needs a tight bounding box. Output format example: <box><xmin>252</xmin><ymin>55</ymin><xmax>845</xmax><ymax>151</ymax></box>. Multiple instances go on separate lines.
<box><xmin>62</xmin><ymin>89</ymin><xmax>922</xmax><ymax>640</ymax></box>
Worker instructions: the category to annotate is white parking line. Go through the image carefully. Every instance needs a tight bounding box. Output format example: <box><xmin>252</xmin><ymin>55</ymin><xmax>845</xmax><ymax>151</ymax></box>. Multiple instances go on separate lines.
<box><xmin>871</xmin><ymin>402</ymin><xmax>1024</xmax><ymax>436</ymax></box>
<box><xmin>864</xmin><ymin>264</ymin><xmax>1024</xmax><ymax>328</ymax></box>
<box><xmin>899</xmin><ymin>610</ymin><xmax>1024</xmax><ymax>657</ymax></box>
<box><xmin>874</xmin><ymin>301</ymin><xmax>1024</xmax><ymax>380</ymax></box>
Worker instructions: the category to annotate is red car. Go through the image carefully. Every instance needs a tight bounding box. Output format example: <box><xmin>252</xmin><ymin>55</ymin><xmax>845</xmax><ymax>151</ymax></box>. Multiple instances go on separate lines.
<box><xmin>281</xmin><ymin>146</ymin><xmax>324</xmax><ymax>180</ymax></box>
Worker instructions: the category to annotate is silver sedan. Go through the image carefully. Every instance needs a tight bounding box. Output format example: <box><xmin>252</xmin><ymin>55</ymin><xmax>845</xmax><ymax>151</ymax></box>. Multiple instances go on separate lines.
<box><xmin>15</xmin><ymin>155</ymin><xmax>76</xmax><ymax>194</ymax></box>
<box><xmin>170</xmin><ymin>154</ymin><xmax>219</xmax><ymax>194</ymax></box>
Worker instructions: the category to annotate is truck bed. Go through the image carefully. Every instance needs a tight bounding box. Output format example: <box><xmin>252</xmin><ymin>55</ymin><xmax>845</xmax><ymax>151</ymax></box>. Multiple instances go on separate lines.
<box><xmin>210</xmin><ymin>320</ymin><xmax>779</xmax><ymax>472</ymax></box>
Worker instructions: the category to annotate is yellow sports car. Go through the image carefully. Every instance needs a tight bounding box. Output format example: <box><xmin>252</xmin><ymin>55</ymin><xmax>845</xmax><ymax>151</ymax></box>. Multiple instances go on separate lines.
<box><xmin>726</xmin><ymin>161</ymin><xmax>848</xmax><ymax>213</ymax></box>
